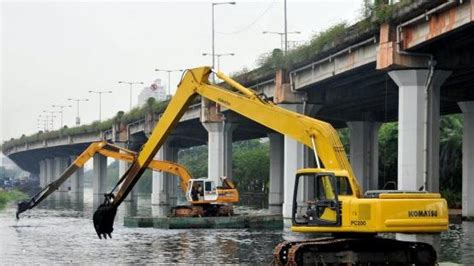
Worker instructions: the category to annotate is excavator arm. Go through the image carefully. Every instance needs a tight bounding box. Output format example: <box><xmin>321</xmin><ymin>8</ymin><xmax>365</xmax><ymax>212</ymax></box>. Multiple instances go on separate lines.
<box><xmin>16</xmin><ymin>141</ymin><xmax>193</xmax><ymax>219</ymax></box>
<box><xmin>93</xmin><ymin>66</ymin><xmax>362</xmax><ymax>238</ymax></box>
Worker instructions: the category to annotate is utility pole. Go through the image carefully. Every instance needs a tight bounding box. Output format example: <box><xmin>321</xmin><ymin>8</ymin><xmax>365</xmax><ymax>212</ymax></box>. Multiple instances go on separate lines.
<box><xmin>284</xmin><ymin>0</ymin><xmax>288</xmax><ymax>53</ymax></box>
<box><xmin>211</xmin><ymin>1</ymin><xmax>236</xmax><ymax>82</ymax></box>
<box><xmin>262</xmin><ymin>31</ymin><xmax>300</xmax><ymax>51</ymax></box>
<box><xmin>52</xmin><ymin>104</ymin><xmax>72</xmax><ymax>128</ymax></box>
<box><xmin>118</xmin><ymin>81</ymin><xmax>144</xmax><ymax>111</ymax></box>
<box><xmin>88</xmin><ymin>90</ymin><xmax>112</xmax><ymax>121</ymax></box>
<box><xmin>202</xmin><ymin>52</ymin><xmax>235</xmax><ymax>72</ymax></box>
<box><xmin>154</xmin><ymin>69</ymin><xmax>184</xmax><ymax>97</ymax></box>
<box><xmin>67</xmin><ymin>98</ymin><xmax>89</xmax><ymax>126</ymax></box>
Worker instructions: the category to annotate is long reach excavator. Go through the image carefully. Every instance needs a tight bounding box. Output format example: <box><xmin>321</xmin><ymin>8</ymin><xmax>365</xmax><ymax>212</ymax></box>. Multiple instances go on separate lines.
<box><xmin>24</xmin><ymin>67</ymin><xmax>448</xmax><ymax>264</ymax></box>
<box><xmin>16</xmin><ymin>141</ymin><xmax>238</xmax><ymax>219</ymax></box>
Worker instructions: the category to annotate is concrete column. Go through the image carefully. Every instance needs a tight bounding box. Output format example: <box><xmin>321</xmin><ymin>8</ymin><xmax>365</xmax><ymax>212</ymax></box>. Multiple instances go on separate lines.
<box><xmin>70</xmin><ymin>156</ymin><xmax>84</xmax><ymax>194</ymax></box>
<box><xmin>70</xmin><ymin>163</ymin><xmax>84</xmax><ymax>203</ymax></box>
<box><xmin>347</xmin><ymin>121</ymin><xmax>381</xmax><ymax>192</ymax></box>
<box><xmin>38</xmin><ymin>160</ymin><xmax>47</xmax><ymax>187</ymax></box>
<box><xmin>224</xmin><ymin>123</ymin><xmax>237</xmax><ymax>180</ymax></box>
<box><xmin>281</xmin><ymin>104</ymin><xmax>305</xmax><ymax>218</ymax></box>
<box><xmin>167</xmin><ymin>145</ymin><xmax>179</xmax><ymax>207</ymax></box>
<box><xmin>53</xmin><ymin>157</ymin><xmax>70</xmax><ymax>202</ymax></box>
<box><xmin>202</xmin><ymin>121</ymin><xmax>235</xmax><ymax>184</ymax></box>
<box><xmin>203</xmin><ymin>122</ymin><xmax>224</xmax><ymax>184</ymax></box>
<box><xmin>120</xmin><ymin>150</ymin><xmax>138</xmax><ymax>218</ymax></box>
<box><xmin>92</xmin><ymin>154</ymin><xmax>108</xmax><ymax>207</ymax></box>
<box><xmin>44</xmin><ymin>158</ymin><xmax>54</xmax><ymax>184</ymax></box>
<box><xmin>268</xmin><ymin>133</ymin><xmax>284</xmax><ymax>214</ymax></box>
<box><xmin>151</xmin><ymin>141</ymin><xmax>178</xmax><ymax>205</ymax></box>
<box><xmin>458</xmin><ymin>101</ymin><xmax>474</xmax><ymax>219</ymax></box>
<box><xmin>389</xmin><ymin>69</ymin><xmax>451</xmax><ymax>252</ymax></box>
<box><xmin>54</xmin><ymin>157</ymin><xmax>70</xmax><ymax>192</ymax></box>
<box><xmin>117</xmin><ymin>149</ymin><xmax>137</xmax><ymax>203</ymax></box>
<box><xmin>151</xmin><ymin>141</ymin><xmax>180</xmax><ymax>217</ymax></box>
<box><xmin>389</xmin><ymin>70</ymin><xmax>450</xmax><ymax>192</ymax></box>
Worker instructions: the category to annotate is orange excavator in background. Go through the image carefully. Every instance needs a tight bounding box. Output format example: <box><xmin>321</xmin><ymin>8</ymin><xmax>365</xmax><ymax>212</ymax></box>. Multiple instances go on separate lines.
<box><xmin>16</xmin><ymin>141</ymin><xmax>239</xmax><ymax>219</ymax></box>
<box><xmin>90</xmin><ymin>67</ymin><xmax>447</xmax><ymax>264</ymax></box>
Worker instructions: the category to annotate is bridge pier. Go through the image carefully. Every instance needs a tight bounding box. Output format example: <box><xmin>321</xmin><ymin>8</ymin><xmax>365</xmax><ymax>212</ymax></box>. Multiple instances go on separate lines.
<box><xmin>389</xmin><ymin>70</ymin><xmax>450</xmax><ymax>192</ymax></box>
<box><xmin>69</xmin><ymin>155</ymin><xmax>84</xmax><ymax>203</ymax></box>
<box><xmin>117</xmin><ymin>147</ymin><xmax>138</xmax><ymax>204</ymax></box>
<box><xmin>92</xmin><ymin>153</ymin><xmax>108</xmax><ymax>208</ymax></box>
<box><xmin>202</xmin><ymin>121</ymin><xmax>235</xmax><ymax>184</ymax></box>
<box><xmin>389</xmin><ymin>69</ymin><xmax>451</xmax><ymax>253</ymax></box>
<box><xmin>268</xmin><ymin>133</ymin><xmax>284</xmax><ymax>214</ymax></box>
<box><xmin>458</xmin><ymin>101</ymin><xmax>474</xmax><ymax>220</ymax></box>
<box><xmin>44</xmin><ymin>158</ymin><xmax>54</xmax><ymax>185</ymax></box>
<box><xmin>347</xmin><ymin>121</ymin><xmax>380</xmax><ymax>192</ymax></box>
<box><xmin>52</xmin><ymin>157</ymin><xmax>70</xmax><ymax>202</ymax></box>
<box><xmin>38</xmin><ymin>160</ymin><xmax>47</xmax><ymax>187</ymax></box>
<box><xmin>282</xmin><ymin>104</ymin><xmax>304</xmax><ymax>219</ymax></box>
<box><xmin>151</xmin><ymin>141</ymin><xmax>179</xmax><ymax>217</ymax></box>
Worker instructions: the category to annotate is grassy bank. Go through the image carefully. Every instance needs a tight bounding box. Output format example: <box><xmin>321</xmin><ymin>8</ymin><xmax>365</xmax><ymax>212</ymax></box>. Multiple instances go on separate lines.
<box><xmin>0</xmin><ymin>190</ymin><xmax>28</xmax><ymax>210</ymax></box>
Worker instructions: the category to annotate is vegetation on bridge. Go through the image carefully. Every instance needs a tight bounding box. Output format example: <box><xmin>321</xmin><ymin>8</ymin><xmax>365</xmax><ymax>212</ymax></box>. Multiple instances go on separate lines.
<box><xmin>231</xmin><ymin>0</ymin><xmax>417</xmax><ymax>84</ymax></box>
<box><xmin>1</xmin><ymin>98</ymin><xmax>171</xmax><ymax>152</ymax></box>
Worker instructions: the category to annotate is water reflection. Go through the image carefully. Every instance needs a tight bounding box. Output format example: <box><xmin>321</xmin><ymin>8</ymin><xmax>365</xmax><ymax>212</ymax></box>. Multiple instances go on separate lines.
<box><xmin>0</xmin><ymin>193</ymin><xmax>473</xmax><ymax>264</ymax></box>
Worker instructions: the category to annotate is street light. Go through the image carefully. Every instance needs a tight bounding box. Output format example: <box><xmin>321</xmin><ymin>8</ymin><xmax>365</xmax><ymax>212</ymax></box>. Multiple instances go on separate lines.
<box><xmin>41</xmin><ymin>111</ymin><xmax>58</xmax><ymax>130</ymax></box>
<box><xmin>262</xmin><ymin>31</ymin><xmax>301</xmax><ymax>52</ymax></box>
<box><xmin>118</xmin><ymin>81</ymin><xmax>144</xmax><ymax>110</ymax></box>
<box><xmin>154</xmin><ymin>69</ymin><xmax>184</xmax><ymax>96</ymax></box>
<box><xmin>202</xmin><ymin>52</ymin><xmax>235</xmax><ymax>72</ymax></box>
<box><xmin>88</xmin><ymin>90</ymin><xmax>112</xmax><ymax>121</ymax></box>
<box><xmin>67</xmin><ymin>98</ymin><xmax>89</xmax><ymax>125</ymax></box>
<box><xmin>37</xmin><ymin>116</ymin><xmax>51</xmax><ymax>131</ymax></box>
<box><xmin>52</xmin><ymin>104</ymin><xmax>72</xmax><ymax>128</ymax></box>
<box><xmin>211</xmin><ymin>1</ymin><xmax>236</xmax><ymax>82</ymax></box>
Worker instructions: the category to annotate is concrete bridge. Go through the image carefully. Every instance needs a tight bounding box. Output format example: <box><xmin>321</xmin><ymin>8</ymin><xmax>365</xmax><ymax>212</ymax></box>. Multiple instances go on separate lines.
<box><xmin>3</xmin><ymin>0</ymin><xmax>474</xmax><ymax>223</ymax></box>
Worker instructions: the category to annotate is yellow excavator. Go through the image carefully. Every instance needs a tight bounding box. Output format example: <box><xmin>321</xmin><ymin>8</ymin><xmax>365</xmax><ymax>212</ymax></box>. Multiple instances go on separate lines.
<box><xmin>16</xmin><ymin>141</ymin><xmax>238</xmax><ymax>219</ymax></box>
<box><xmin>74</xmin><ymin>67</ymin><xmax>444</xmax><ymax>264</ymax></box>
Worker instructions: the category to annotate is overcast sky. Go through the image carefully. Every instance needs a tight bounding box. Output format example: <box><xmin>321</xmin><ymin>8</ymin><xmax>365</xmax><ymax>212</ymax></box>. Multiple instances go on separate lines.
<box><xmin>1</xmin><ymin>0</ymin><xmax>364</xmax><ymax>143</ymax></box>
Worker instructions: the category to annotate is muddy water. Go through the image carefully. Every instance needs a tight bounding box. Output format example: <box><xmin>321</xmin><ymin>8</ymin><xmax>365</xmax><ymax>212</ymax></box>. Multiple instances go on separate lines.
<box><xmin>0</xmin><ymin>193</ymin><xmax>473</xmax><ymax>264</ymax></box>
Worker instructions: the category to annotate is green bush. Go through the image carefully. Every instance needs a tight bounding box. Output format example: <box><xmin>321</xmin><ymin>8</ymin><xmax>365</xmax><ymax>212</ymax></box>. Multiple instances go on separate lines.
<box><xmin>0</xmin><ymin>190</ymin><xmax>28</xmax><ymax>210</ymax></box>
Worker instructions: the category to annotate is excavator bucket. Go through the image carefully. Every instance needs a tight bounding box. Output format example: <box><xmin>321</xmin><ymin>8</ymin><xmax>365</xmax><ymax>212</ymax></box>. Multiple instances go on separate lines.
<box><xmin>16</xmin><ymin>200</ymin><xmax>33</xmax><ymax>219</ymax></box>
<box><xmin>93</xmin><ymin>194</ymin><xmax>117</xmax><ymax>239</ymax></box>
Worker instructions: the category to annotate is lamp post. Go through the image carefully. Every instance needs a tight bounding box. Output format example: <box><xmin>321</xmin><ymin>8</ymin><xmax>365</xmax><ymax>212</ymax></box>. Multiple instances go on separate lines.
<box><xmin>154</xmin><ymin>69</ymin><xmax>184</xmax><ymax>96</ymax></box>
<box><xmin>52</xmin><ymin>104</ymin><xmax>72</xmax><ymax>128</ymax></box>
<box><xmin>37</xmin><ymin>116</ymin><xmax>51</xmax><ymax>131</ymax></box>
<box><xmin>41</xmin><ymin>111</ymin><xmax>58</xmax><ymax>130</ymax></box>
<box><xmin>202</xmin><ymin>52</ymin><xmax>234</xmax><ymax>72</ymax></box>
<box><xmin>284</xmin><ymin>0</ymin><xmax>288</xmax><ymax>53</ymax></box>
<box><xmin>88</xmin><ymin>90</ymin><xmax>112</xmax><ymax>121</ymax></box>
<box><xmin>118</xmin><ymin>81</ymin><xmax>144</xmax><ymax>110</ymax></box>
<box><xmin>67</xmin><ymin>98</ymin><xmax>89</xmax><ymax>125</ymax></box>
<box><xmin>211</xmin><ymin>1</ymin><xmax>236</xmax><ymax>82</ymax></box>
<box><xmin>262</xmin><ymin>31</ymin><xmax>301</xmax><ymax>52</ymax></box>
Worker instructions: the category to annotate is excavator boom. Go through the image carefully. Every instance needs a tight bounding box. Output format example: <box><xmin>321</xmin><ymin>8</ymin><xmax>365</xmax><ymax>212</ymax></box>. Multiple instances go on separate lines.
<box><xmin>16</xmin><ymin>141</ymin><xmax>197</xmax><ymax>219</ymax></box>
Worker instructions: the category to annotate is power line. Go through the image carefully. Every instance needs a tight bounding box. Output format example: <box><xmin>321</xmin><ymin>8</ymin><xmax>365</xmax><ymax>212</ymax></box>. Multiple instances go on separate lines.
<box><xmin>216</xmin><ymin>0</ymin><xmax>276</xmax><ymax>35</ymax></box>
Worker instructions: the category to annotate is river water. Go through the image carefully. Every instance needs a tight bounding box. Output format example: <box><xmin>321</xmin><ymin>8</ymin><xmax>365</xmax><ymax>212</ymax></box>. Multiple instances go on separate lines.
<box><xmin>1</xmin><ymin>192</ymin><xmax>473</xmax><ymax>264</ymax></box>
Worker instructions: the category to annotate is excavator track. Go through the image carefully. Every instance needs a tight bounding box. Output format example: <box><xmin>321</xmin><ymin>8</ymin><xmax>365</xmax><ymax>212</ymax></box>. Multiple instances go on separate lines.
<box><xmin>273</xmin><ymin>237</ymin><xmax>437</xmax><ymax>265</ymax></box>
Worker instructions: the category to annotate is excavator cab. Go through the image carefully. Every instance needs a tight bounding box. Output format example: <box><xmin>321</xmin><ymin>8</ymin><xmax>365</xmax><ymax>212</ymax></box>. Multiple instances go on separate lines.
<box><xmin>293</xmin><ymin>169</ymin><xmax>352</xmax><ymax>227</ymax></box>
<box><xmin>186</xmin><ymin>179</ymin><xmax>219</xmax><ymax>203</ymax></box>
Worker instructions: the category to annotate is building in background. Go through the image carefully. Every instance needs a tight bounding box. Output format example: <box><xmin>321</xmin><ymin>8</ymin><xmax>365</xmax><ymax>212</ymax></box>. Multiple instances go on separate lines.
<box><xmin>137</xmin><ymin>79</ymin><xmax>167</xmax><ymax>106</ymax></box>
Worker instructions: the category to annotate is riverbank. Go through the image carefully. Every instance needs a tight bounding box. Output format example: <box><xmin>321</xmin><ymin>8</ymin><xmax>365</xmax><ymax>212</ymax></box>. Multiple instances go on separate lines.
<box><xmin>0</xmin><ymin>190</ymin><xmax>27</xmax><ymax>210</ymax></box>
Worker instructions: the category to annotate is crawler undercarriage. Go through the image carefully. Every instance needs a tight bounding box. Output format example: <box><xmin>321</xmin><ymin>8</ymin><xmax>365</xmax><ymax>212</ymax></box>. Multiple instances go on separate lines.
<box><xmin>274</xmin><ymin>236</ymin><xmax>436</xmax><ymax>265</ymax></box>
